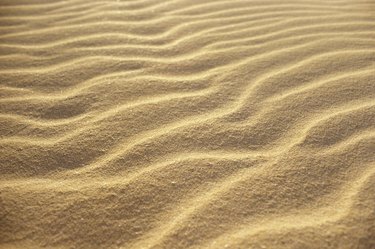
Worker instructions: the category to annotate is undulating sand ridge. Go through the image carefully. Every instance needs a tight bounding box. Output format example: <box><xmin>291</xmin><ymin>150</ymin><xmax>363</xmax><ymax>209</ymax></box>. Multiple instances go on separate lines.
<box><xmin>1</xmin><ymin>0</ymin><xmax>375</xmax><ymax>248</ymax></box>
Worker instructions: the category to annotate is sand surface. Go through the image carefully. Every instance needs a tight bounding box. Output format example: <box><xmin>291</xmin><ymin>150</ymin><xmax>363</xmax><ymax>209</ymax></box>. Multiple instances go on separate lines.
<box><xmin>1</xmin><ymin>0</ymin><xmax>375</xmax><ymax>248</ymax></box>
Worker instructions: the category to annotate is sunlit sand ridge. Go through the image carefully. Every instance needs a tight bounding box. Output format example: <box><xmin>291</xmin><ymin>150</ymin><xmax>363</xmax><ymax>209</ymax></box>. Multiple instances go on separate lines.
<box><xmin>1</xmin><ymin>0</ymin><xmax>375</xmax><ymax>248</ymax></box>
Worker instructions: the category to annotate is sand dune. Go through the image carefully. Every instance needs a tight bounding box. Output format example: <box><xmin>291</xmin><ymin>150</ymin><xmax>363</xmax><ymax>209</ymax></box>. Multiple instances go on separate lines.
<box><xmin>1</xmin><ymin>0</ymin><xmax>375</xmax><ymax>248</ymax></box>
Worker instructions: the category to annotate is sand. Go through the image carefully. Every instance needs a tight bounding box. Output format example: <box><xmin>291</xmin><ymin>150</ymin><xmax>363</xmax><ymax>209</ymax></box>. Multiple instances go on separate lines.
<box><xmin>0</xmin><ymin>0</ymin><xmax>375</xmax><ymax>248</ymax></box>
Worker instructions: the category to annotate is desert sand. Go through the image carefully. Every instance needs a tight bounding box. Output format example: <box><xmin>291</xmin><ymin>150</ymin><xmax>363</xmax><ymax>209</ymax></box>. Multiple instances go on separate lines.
<box><xmin>0</xmin><ymin>0</ymin><xmax>375</xmax><ymax>248</ymax></box>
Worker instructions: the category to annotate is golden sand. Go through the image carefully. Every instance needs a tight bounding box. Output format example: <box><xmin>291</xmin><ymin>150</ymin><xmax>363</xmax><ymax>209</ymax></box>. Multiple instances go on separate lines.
<box><xmin>1</xmin><ymin>0</ymin><xmax>375</xmax><ymax>248</ymax></box>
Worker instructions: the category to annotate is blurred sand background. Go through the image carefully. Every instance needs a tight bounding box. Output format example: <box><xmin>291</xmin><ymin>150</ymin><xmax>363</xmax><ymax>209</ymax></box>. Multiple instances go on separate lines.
<box><xmin>0</xmin><ymin>0</ymin><xmax>375</xmax><ymax>248</ymax></box>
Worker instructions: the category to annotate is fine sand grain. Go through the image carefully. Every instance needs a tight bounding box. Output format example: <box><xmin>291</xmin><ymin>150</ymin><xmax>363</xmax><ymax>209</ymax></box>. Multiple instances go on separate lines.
<box><xmin>1</xmin><ymin>0</ymin><xmax>375</xmax><ymax>248</ymax></box>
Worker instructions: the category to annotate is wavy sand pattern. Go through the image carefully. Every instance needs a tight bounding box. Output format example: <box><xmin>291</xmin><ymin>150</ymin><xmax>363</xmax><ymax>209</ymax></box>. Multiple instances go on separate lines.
<box><xmin>1</xmin><ymin>0</ymin><xmax>375</xmax><ymax>248</ymax></box>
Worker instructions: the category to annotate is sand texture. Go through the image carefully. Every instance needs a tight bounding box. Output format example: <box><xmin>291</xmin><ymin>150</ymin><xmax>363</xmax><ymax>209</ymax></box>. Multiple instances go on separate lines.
<box><xmin>1</xmin><ymin>0</ymin><xmax>375</xmax><ymax>248</ymax></box>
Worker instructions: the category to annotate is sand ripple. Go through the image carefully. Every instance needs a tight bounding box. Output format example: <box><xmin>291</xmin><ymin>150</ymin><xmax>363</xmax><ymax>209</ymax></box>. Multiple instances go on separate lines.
<box><xmin>1</xmin><ymin>0</ymin><xmax>375</xmax><ymax>248</ymax></box>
